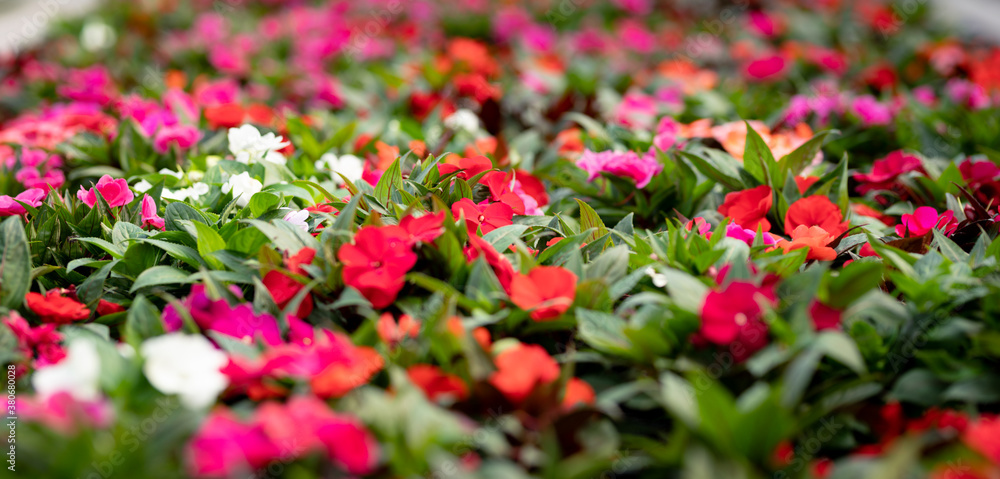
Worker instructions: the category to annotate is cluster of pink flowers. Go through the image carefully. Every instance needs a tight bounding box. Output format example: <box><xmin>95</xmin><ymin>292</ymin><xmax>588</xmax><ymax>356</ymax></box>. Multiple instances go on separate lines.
<box><xmin>576</xmin><ymin>148</ymin><xmax>664</xmax><ymax>189</ymax></box>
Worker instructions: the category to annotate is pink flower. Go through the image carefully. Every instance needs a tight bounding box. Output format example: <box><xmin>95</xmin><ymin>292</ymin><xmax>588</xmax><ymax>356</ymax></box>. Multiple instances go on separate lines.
<box><xmin>153</xmin><ymin>124</ymin><xmax>201</xmax><ymax>154</ymax></box>
<box><xmin>0</xmin><ymin>188</ymin><xmax>45</xmax><ymax>216</ymax></box>
<box><xmin>15</xmin><ymin>167</ymin><xmax>65</xmax><ymax>191</ymax></box>
<box><xmin>725</xmin><ymin>223</ymin><xmax>778</xmax><ymax>246</ymax></box>
<box><xmin>576</xmin><ymin>149</ymin><xmax>663</xmax><ymax>189</ymax></box>
<box><xmin>852</xmin><ymin>95</ymin><xmax>893</xmax><ymax>126</ymax></box>
<box><xmin>77</xmin><ymin>175</ymin><xmax>134</xmax><ymax>208</ymax></box>
<box><xmin>699</xmin><ymin>281</ymin><xmax>777</xmax><ymax>362</ymax></box>
<box><xmin>141</xmin><ymin>194</ymin><xmax>165</xmax><ymax>230</ymax></box>
<box><xmin>17</xmin><ymin>392</ymin><xmax>112</xmax><ymax>435</ymax></box>
<box><xmin>895</xmin><ymin>207</ymin><xmax>958</xmax><ymax>237</ymax></box>
<box><xmin>745</xmin><ymin>55</ymin><xmax>787</xmax><ymax>81</ymax></box>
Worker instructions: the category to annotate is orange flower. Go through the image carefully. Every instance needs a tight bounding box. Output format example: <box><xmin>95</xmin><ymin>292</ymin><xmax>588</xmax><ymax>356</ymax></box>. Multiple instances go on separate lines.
<box><xmin>408</xmin><ymin>365</ymin><xmax>468</xmax><ymax>403</ymax></box>
<box><xmin>785</xmin><ymin>195</ymin><xmax>849</xmax><ymax>237</ymax></box>
<box><xmin>376</xmin><ymin>313</ymin><xmax>420</xmax><ymax>346</ymax></box>
<box><xmin>562</xmin><ymin>378</ymin><xmax>596</xmax><ymax>410</ymax></box>
<box><xmin>509</xmin><ymin>266</ymin><xmax>578</xmax><ymax>321</ymax></box>
<box><xmin>776</xmin><ymin>225</ymin><xmax>837</xmax><ymax>261</ymax></box>
<box><xmin>489</xmin><ymin>344</ymin><xmax>559</xmax><ymax>403</ymax></box>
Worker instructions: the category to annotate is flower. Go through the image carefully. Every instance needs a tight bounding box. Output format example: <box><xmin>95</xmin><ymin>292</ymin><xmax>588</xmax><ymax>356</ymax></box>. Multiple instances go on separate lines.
<box><xmin>315</xmin><ymin>153</ymin><xmax>365</xmax><ymax>184</ymax></box>
<box><xmin>809</xmin><ymin>301</ymin><xmax>842</xmax><ymax>331</ymax></box>
<box><xmin>964</xmin><ymin>415</ymin><xmax>1000</xmax><ymax>464</ymax></box>
<box><xmin>562</xmin><ymin>378</ymin><xmax>596</xmax><ymax>410</ymax></box>
<box><xmin>376</xmin><ymin>313</ymin><xmax>420</xmax><ymax>346</ymax></box>
<box><xmin>140</xmin><ymin>333</ymin><xmax>229</xmax><ymax>409</ymax></box>
<box><xmin>399</xmin><ymin>212</ymin><xmax>445</xmax><ymax>245</ymax></box>
<box><xmin>438</xmin><ymin>155</ymin><xmax>493</xmax><ymax>181</ymax></box>
<box><xmin>338</xmin><ymin>226</ymin><xmax>417</xmax><ymax>309</ymax></box>
<box><xmin>31</xmin><ymin>338</ymin><xmax>101</xmax><ymax>401</ymax></box>
<box><xmin>25</xmin><ymin>290</ymin><xmax>90</xmax><ymax>324</ymax></box>
<box><xmin>0</xmin><ymin>188</ymin><xmax>45</xmax><ymax>216</ymax></box>
<box><xmin>227</xmin><ymin>124</ymin><xmax>289</xmax><ymax>164</ymax></box>
<box><xmin>489</xmin><ymin>343</ymin><xmax>560</xmax><ymax>403</ymax></box>
<box><xmin>776</xmin><ymin>225</ymin><xmax>838</xmax><ymax>261</ymax></box>
<box><xmin>851</xmin><ymin>95</ymin><xmax>893</xmax><ymax>126</ymax></box>
<box><xmin>745</xmin><ymin>54</ymin><xmax>787</xmax><ymax>81</ymax></box>
<box><xmin>699</xmin><ymin>281</ymin><xmax>776</xmax><ymax>361</ymax></box>
<box><xmin>153</xmin><ymin>124</ymin><xmax>201</xmax><ymax>154</ymax></box>
<box><xmin>407</xmin><ymin>365</ymin><xmax>468</xmax><ymax>403</ymax></box>
<box><xmin>576</xmin><ymin>149</ymin><xmax>663</xmax><ymax>189</ymax></box>
<box><xmin>263</xmin><ymin>269</ymin><xmax>314</xmax><ymax>319</ymax></box>
<box><xmin>3</xmin><ymin>312</ymin><xmax>65</xmax><ymax>366</ymax></box>
<box><xmin>282</xmin><ymin>209</ymin><xmax>310</xmax><ymax>231</ymax></box>
<box><xmin>509</xmin><ymin>266</ymin><xmax>578</xmax><ymax>321</ymax></box>
<box><xmin>896</xmin><ymin>207</ymin><xmax>959</xmax><ymax>238</ymax></box>
<box><xmin>443</xmin><ymin>109</ymin><xmax>480</xmax><ymax>133</ymax></box>
<box><xmin>725</xmin><ymin>222</ymin><xmax>779</xmax><ymax>245</ymax></box>
<box><xmin>77</xmin><ymin>174</ymin><xmax>135</xmax><ymax>208</ymax></box>
<box><xmin>784</xmin><ymin>195</ymin><xmax>849</xmax><ymax>237</ymax></box>
<box><xmin>854</xmin><ymin>151</ymin><xmax>924</xmax><ymax>195</ymax></box>
<box><xmin>141</xmin><ymin>194</ymin><xmax>165</xmax><ymax>230</ymax></box>
<box><xmin>222</xmin><ymin>172</ymin><xmax>263</xmax><ymax>208</ymax></box>
<box><xmin>452</xmin><ymin>198</ymin><xmax>514</xmax><ymax>235</ymax></box>
<box><xmin>718</xmin><ymin>185</ymin><xmax>773</xmax><ymax>232</ymax></box>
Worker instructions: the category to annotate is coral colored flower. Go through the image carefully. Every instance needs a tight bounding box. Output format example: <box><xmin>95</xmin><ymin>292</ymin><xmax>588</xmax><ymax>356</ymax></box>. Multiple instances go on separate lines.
<box><xmin>776</xmin><ymin>225</ymin><xmax>838</xmax><ymax>261</ymax></box>
<box><xmin>338</xmin><ymin>226</ymin><xmax>416</xmax><ymax>309</ymax></box>
<box><xmin>852</xmin><ymin>203</ymin><xmax>896</xmax><ymax>226</ymax></box>
<box><xmin>489</xmin><ymin>344</ymin><xmax>560</xmax><ymax>403</ymax></box>
<box><xmin>895</xmin><ymin>207</ymin><xmax>958</xmax><ymax>238</ymax></box>
<box><xmin>286</xmin><ymin>247</ymin><xmax>316</xmax><ymax>276</ymax></box>
<box><xmin>718</xmin><ymin>185</ymin><xmax>773</xmax><ymax>232</ymax></box>
<box><xmin>376</xmin><ymin>313</ymin><xmax>420</xmax><ymax>346</ymax></box>
<box><xmin>785</xmin><ymin>195</ymin><xmax>849</xmax><ymax>237</ymax></box>
<box><xmin>438</xmin><ymin>155</ymin><xmax>493</xmax><ymax>181</ymax></box>
<box><xmin>964</xmin><ymin>415</ymin><xmax>1000</xmax><ymax>464</ymax></box>
<box><xmin>77</xmin><ymin>174</ymin><xmax>135</xmax><ymax>208</ymax></box>
<box><xmin>809</xmin><ymin>301</ymin><xmax>842</xmax><ymax>331</ymax></box>
<box><xmin>0</xmin><ymin>188</ymin><xmax>45</xmax><ymax>216</ymax></box>
<box><xmin>452</xmin><ymin>198</ymin><xmax>514</xmax><ymax>235</ymax></box>
<box><xmin>262</xmin><ymin>270</ymin><xmax>313</xmax><ymax>319</ymax></box>
<box><xmin>140</xmin><ymin>194</ymin><xmax>165</xmax><ymax>230</ymax></box>
<box><xmin>562</xmin><ymin>378</ymin><xmax>596</xmax><ymax>410</ymax></box>
<box><xmin>310</xmin><ymin>343</ymin><xmax>384</xmax><ymax>398</ymax></box>
<box><xmin>509</xmin><ymin>266</ymin><xmax>578</xmax><ymax>321</ymax></box>
<box><xmin>25</xmin><ymin>291</ymin><xmax>90</xmax><ymax>324</ymax></box>
<box><xmin>408</xmin><ymin>365</ymin><xmax>468</xmax><ymax>403</ymax></box>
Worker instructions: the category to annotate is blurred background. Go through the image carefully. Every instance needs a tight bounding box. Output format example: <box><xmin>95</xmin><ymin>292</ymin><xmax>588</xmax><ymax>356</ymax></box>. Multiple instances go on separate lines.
<box><xmin>2</xmin><ymin>0</ymin><xmax>1000</xmax><ymax>57</ymax></box>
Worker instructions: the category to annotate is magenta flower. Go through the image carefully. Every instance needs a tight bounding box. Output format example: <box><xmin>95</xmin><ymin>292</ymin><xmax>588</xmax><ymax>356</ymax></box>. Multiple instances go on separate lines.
<box><xmin>852</xmin><ymin>95</ymin><xmax>893</xmax><ymax>126</ymax></box>
<box><xmin>153</xmin><ymin>124</ymin><xmax>201</xmax><ymax>154</ymax></box>
<box><xmin>77</xmin><ymin>175</ymin><xmax>135</xmax><ymax>208</ymax></box>
<box><xmin>0</xmin><ymin>188</ymin><xmax>45</xmax><ymax>216</ymax></box>
<box><xmin>576</xmin><ymin>149</ymin><xmax>663</xmax><ymax>189</ymax></box>
<box><xmin>725</xmin><ymin>223</ymin><xmax>778</xmax><ymax>246</ymax></box>
<box><xmin>895</xmin><ymin>207</ymin><xmax>958</xmax><ymax>237</ymax></box>
<box><xmin>141</xmin><ymin>194</ymin><xmax>165</xmax><ymax>230</ymax></box>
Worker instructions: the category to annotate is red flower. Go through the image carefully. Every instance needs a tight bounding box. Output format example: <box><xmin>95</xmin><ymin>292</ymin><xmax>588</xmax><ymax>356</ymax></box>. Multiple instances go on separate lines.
<box><xmin>794</xmin><ymin>176</ymin><xmax>820</xmax><ymax>194</ymax></box>
<box><xmin>338</xmin><ymin>226</ymin><xmax>416</xmax><ymax>309</ymax></box>
<box><xmin>489</xmin><ymin>344</ymin><xmax>559</xmax><ymax>403</ymax></box>
<box><xmin>853</xmin><ymin>151</ymin><xmax>924</xmax><ymax>195</ymax></box>
<box><xmin>809</xmin><ymin>301</ymin><xmax>842</xmax><ymax>331</ymax></box>
<box><xmin>407</xmin><ymin>365</ymin><xmax>468</xmax><ymax>402</ymax></box>
<box><xmin>509</xmin><ymin>266</ymin><xmax>578</xmax><ymax>321</ymax></box>
<box><xmin>438</xmin><ymin>155</ymin><xmax>493</xmax><ymax>181</ymax></box>
<box><xmin>851</xmin><ymin>203</ymin><xmax>896</xmax><ymax>226</ymax></box>
<box><xmin>286</xmin><ymin>247</ymin><xmax>316</xmax><ymax>276</ymax></box>
<box><xmin>699</xmin><ymin>281</ymin><xmax>776</xmax><ymax>362</ymax></box>
<box><xmin>25</xmin><ymin>291</ymin><xmax>90</xmax><ymax>324</ymax></box>
<box><xmin>96</xmin><ymin>299</ymin><xmax>125</xmax><ymax>317</ymax></box>
<box><xmin>3</xmin><ymin>312</ymin><xmax>65</xmax><ymax>366</ymax></box>
<box><xmin>964</xmin><ymin>415</ymin><xmax>1000</xmax><ymax>464</ymax></box>
<box><xmin>262</xmin><ymin>270</ymin><xmax>313</xmax><ymax>318</ymax></box>
<box><xmin>513</xmin><ymin>169</ymin><xmax>549</xmax><ymax>207</ymax></box>
<box><xmin>204</xmin><ymin>103</ymin><xmax>246</xmax><ymax>129</ymax></box>
<box><xmin>464</xmin><ymin>235</ymin><xmax>515</xmax><ymax>292</ymax></box>
<box><xmin>785</xmin><ymin>195</ymin><xmax>849</xmax><ymax>237</ymax></box>
<box><xmin>452</xmin><ymin>198</ymin><xmax>514</xmax><ymax>235</ymax></box>
<box><xmin>480</xmin><ymin>171</ymin><xmax>526</xmax><ymax>214</ymax></box>
<box><xmin>399</xmin><ymin>212</ymin><xmax>445</xmax><ymax>245</ymax></box>
<box><xmin>718</xmin><ymin>185</ymin><xmax>773</xmax><ymax>232</ymax></box>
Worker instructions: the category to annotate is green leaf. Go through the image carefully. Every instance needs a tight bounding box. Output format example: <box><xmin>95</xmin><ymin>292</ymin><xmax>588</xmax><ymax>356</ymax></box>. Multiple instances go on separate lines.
<box><xmin>192</xmin><ymin>221</ymin><xmax>227</xmax><ymax>270</ymax></box>
<box><xmin>139</xmin><ymin>239</ymin><xmax>205</xmax><ymax>268</ymax></box>
<box><xmin>130</xmin><ymin>266</ymin><xmax>191</xmax><ymax>292</ymax></box>
<box><xmin>247</xmin><ymin>192</ymin><xmax>281</xmax><ymax>217</ymax></box>
<box><xmin>483</xmin><ymin>224</ymin><xmax>529</xmax><ymax>253</ymax></box>
<box><xmin>576</xmin><ymin>309</ymin><xmax>633</xmax><ymax>356</ymax></box>
<box><xmin>815</xmin><ymin>331</ymin><xmax>868</xmax><ymax>375</ymax></box>
<box><xmin>0</xmin><ymin>217</ymin><xmax>32</xmax><ymax>308</ymax></box>
<box><xmin>164</xmin><ymin>201</ymin><xmax>211</xmax><ymax>231</ymax></box>
<box><xmin>125</xmin><ymin>295</ymin><xmax>164</xmax><ymax>345</ymax></box>
<box><xmin>374</xmin><ymin>157</ymin><xmax>404</xmax><ymax>205</ymax></box>
<box><xmin>742</xmin><ymin>120</ymin><xmax>775</xmax><ymax>185</ymax></box>
<box><xmin>776</xmin><ymin>130</ymin><xmax>836</xmax><ymax>184</ymax></box>
<box><xmin>575</xmin><ymin>198</ymin><xmax>609</xmax><ymax>245</ymax></box>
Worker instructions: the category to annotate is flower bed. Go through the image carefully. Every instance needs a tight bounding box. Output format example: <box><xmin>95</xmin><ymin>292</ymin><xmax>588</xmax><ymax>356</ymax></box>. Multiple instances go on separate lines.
<box><xmin>2</xmin><ymin>1</ymin><xmax>1000</xmax><ymax>478</ymax></box>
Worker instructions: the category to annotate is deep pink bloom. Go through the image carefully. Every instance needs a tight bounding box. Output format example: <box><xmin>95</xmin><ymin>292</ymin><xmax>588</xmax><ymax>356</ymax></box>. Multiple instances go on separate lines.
<box><xmin>854</xmin><ymin>151</ymin><xmax>924</xmax><ymax>195</ymax></box>
<box><xmin>4</xmin><ymin>311</ymin><xmax>65</xmax><ymax>366</ymax></box>
<box><xmin>17</xmin><ymin>392</ymin><xmax>112</xmax><ymax>434</ymax></box>
<box><xmin>809</xmin><ymin>301</ymin><xmax>842</xmax><ymax>331</ymax></box>
<box><xmin>153</xmin><ymin>124</ymin><xmax>201</xmax><ymax>154</ymax></box>
<box><xmin>852</xmin><ymin>95</ymin><xmax>893</xmax><ymax>126</ymax></box>
<box><xmin>895</xmin><ymin>207</ymin><xmax>958</xmax><ymax>237</ymax></box>
<box><xmin>725</xmin><ymin>223</ymin><xmax>778</xmax><ymax>246</ymax></box>
<box><xmin>0</xmin><ymin>188</ymin><xmax>45</xmax><ymax>216</ymax></box>
<box><xmin>576</xmin><ymin>149</ymin><xmax>663</xmax><ymax>189</ymax></box>
<box><xmin>77</xmin><ymin>175</ymin><xmax>134</xmax><ymax>208</ymax></box>
<box><xmin>141</xmin><ymin>194</ymin><xmax>165</xmax><ymax>230</ymax></box>
<box><xmin>745</xmin><ymin>55</ymin><xmax>787</xmax><ymax>81</ymax></box>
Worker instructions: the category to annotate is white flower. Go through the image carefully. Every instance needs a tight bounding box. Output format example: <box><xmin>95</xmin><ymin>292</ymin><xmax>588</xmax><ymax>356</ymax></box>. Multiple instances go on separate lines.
<box><xmin>228</xmin><ymin>124</ymin><xmax>290</xmax><ymax>165</ymax></box>
<box><xmin>444</xmin><ymin>109</ymin><xmax>480</xmax><ymax>133</ymax></box>
<box><xmin>140</xmin><ymin>333</ymin><xmax>229</xmax><ymax>409</ymax></box>
<box><xmin>161</xmin><ymin>182</ymin><xmax>211</xmax><ymax>203</ymax></box>
<box><xmin>158</xmin><ymin>168</ymin><xmax>184</xmax><ymax>179</ymax></box>
<box><xmin>32</xmin><ymin>338</ymin><xmax>101</xmax><ymax>401</ymax></box>
<box><xmin>644</xmin><ymin>267</ymin><xmax>668</xmax><ymax>288</ymax></box>
<box><xmin>221</xmin><ymin>172</ymin><xmax>263</xmax><ymax>207</ymax></box>
<box><xmin>315</xmin><ymin>153</ymin><xmax>365</xmax><ymax>184</ymax></box>
<box><xmin>283</xmin><ymin>209</ymin><xmax>310</xmax><ymax>231</ymax></box>
<box><xmin>134</xmin><ymin>179</ymin><xmax>153</xmax><ymax>193</ymax></box>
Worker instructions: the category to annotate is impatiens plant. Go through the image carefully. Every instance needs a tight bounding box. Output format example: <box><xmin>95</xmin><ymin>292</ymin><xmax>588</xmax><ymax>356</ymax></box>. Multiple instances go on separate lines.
<box><xmin>2</xmin><ymin>1</ymin><xmax>1000</xmax><ymax>478</ymax></box>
